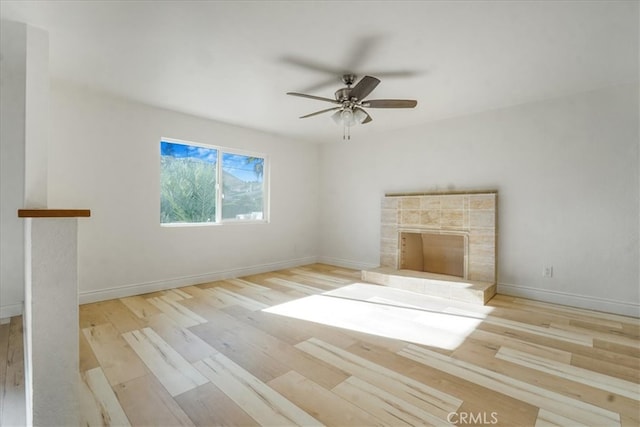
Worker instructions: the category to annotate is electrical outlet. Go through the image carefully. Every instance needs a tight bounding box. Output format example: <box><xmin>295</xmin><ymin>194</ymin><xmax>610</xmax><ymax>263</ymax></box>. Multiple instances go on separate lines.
<box><xmin>543</xmin><ymin>266</ymin><xmax>553</xmax><ymax>278</ymax></box>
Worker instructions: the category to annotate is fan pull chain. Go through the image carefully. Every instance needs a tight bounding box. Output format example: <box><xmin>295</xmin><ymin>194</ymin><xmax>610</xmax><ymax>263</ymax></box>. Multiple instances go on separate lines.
<box><xmin>343</xmin><ymin>124</ymin><xmax>351</xmax><ymax>140</ymax></box>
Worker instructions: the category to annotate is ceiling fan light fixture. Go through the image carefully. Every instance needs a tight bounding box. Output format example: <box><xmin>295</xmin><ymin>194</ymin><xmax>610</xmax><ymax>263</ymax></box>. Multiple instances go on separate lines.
<box><xmin>353</xmin><ymin>108</ymin><xmax>367</xmax><ymax>124</ymax></box>
<box><xmin>331</xmin><ymin>107</ymin><xmax>367</xmax><ymax>127</ymax></box>
<box><xmin>341</xmin><ymin>109</ymin><xmax>355</xmax><ymax>127</ymax></box>
<box><xmin>331</xmin><ymin>110</ymin><xmax>343</xmax><ymax>125</ymax></box>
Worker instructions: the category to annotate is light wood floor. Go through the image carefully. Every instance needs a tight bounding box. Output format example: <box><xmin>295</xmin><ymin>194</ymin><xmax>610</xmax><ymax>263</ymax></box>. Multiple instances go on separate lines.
<box><xmin>1</xmin><ymin>264</ymin><xmax>639</xmax><ymax>426</ymax></box>
<box><xmin>0</xmin><ymin>315</ymin><xmax>24</xmax><ymax>426</ymax></box>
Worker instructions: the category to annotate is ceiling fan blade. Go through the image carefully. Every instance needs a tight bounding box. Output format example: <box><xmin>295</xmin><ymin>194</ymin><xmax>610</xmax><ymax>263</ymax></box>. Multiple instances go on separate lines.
<box><xmin>280</xmin><ymin>56</ymin><xmax>345</xmax><ymax>76</ymax></box>
<box><xmin>367</xmin><ymin>70</ymin><xmax>421</xmax><ymax>79</ymax></box>
<box><xmin>355</xmin><ymin>107</ymin><xmax>373</xmax><ymax>124</ymax></box>
<box><xmin>349</xmin><ymin>75</ymin><xmax>380</xmax><ymax>101</ymax></box>
<box><xmin>287</xmin><ymin>92</ymin><xmax>340</xmax><ymax>104</ymax></box>
<box><xmin>299</xmin><ymin>106</ymin><xmax>342</xmax><ymax>119</ymax></box>
<box><xmin>298</xmin><ymin>77</ymin><xmax>346</xmax><ymax>93</ymax></box>
<box><xmin>362</xmin><ymin>99</ymin><xmax>417</xmax><ymax>108</ymax></box>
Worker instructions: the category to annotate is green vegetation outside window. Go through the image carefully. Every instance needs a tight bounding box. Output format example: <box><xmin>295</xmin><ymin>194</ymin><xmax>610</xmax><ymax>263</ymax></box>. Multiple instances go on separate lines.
<box><xmin>160</xmin><ymin>139</ymin><xmax>267</xmax><ymax>225</ymax></box>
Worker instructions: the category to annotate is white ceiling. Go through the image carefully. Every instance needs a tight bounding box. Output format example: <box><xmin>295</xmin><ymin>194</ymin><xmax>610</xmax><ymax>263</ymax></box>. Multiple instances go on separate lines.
<box><xmin>1</xmin><ymin>1</ymin><xmax>638</xmax><ymax>143</ymax></box>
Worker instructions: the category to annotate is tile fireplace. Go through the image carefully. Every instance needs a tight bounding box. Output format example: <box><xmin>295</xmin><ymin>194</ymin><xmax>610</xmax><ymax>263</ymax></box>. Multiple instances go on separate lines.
<box><xmin>363</xmin><ymin>191</ymin><xmax>498</xmax><ymax>304</ymax></box>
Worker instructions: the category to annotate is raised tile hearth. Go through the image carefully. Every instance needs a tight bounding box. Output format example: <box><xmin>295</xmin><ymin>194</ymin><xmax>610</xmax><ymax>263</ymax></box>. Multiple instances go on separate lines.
<box><xmin>363</xmin><ymin>191</ymin><xmax>498</xmax><ymax>305</ymax></box>
<box><xmin>362</xmin><ymin>267</ymin><xmax>496</xmax><ymax>305</ymax></box>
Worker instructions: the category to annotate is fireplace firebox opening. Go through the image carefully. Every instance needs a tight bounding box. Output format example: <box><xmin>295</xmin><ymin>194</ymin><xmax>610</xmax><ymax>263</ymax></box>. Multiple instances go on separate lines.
<box><xmin>399</xmin><ymin>232</ymin><xmax>466</xmax><ymax>278</ymax></box>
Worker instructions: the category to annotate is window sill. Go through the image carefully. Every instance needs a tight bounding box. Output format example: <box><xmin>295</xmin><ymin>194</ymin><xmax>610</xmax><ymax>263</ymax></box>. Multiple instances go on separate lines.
<box><xmin>160</xmin><ymin>219</ymin><xmax>269</xmax><ymax>228</ymax></box>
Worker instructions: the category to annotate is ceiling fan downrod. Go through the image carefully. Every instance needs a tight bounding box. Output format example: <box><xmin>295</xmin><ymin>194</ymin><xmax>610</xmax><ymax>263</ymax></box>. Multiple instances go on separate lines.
<box><xmin>341</xmin><ymin>73</ymin><xmax>356</xmax><ymax>86</ymax></box>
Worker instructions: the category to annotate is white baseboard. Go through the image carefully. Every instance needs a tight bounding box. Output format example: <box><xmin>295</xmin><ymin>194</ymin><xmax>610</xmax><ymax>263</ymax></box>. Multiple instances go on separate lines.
<box><xmin>316</xmin><ymin>256</ymin><xmax>379</xmax><ymax>272</ymax></box>
<box><xmin>0</xmin><ymin>302</ymin><xmax>23</xmax><ymax>321</ymax></box>
<box><xmin>498</xmin><ymin>282</ymin><xmax>640</xmax><ymax>318</ymax></box>
<box><xmin>79</xmin><ymin>256</ymin><xmax>318</xmax><ymax>304</ymax></box>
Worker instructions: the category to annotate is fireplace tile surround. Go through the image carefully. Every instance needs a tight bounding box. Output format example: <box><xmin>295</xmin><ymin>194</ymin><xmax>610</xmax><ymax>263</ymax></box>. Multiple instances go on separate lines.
<box><xmin>380</xmin><ymin>191</ymin><xmax>497</xmax><ymax>283</ymax></box>
<box><xmin>365</xmin><ymin>191</ymin><xmax>498</xmax><ymax>304</ymax></box>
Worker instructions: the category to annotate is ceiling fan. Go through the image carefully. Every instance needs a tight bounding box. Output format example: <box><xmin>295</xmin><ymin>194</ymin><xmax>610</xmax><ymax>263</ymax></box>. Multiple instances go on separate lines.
<box><xmin>287</xmin><ymin>74</ymin><xmax>417</xmax><ymax>140</ymax></box>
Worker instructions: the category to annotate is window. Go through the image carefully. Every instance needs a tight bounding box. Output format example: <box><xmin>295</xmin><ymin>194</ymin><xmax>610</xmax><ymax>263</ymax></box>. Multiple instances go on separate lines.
<box><xmin>160</xmin><ymin>139</ymin><xmax>267</xmax><ymax>225</ymax></box>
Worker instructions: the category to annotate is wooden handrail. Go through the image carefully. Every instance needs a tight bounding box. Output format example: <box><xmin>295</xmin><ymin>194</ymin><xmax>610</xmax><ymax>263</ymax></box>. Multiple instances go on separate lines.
<box><xmin>18</xmin><ymin>209</ymin><xmax>91</xmax><ymax>218</ymax></box>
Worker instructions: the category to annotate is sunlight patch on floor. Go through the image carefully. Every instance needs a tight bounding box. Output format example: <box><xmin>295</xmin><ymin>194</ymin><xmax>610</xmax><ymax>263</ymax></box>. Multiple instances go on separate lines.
<box><xmin>263</xmin><ymin>283</ymin><xmax>492</xmax><ymax>350</ymax></box>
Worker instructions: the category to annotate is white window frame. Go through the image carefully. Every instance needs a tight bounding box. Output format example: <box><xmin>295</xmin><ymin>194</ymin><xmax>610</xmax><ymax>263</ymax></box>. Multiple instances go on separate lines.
<box><xmin>160</xmin><ymin>137</ymin><xmax>269</xmax><ymax>226</ymax></box>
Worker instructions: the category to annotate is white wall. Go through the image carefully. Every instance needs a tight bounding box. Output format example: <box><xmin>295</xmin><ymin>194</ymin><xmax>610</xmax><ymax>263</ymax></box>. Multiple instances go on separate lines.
<box><xmin>319</xmin><ymin>83</ymin><xmax>639</xmax><ymax>317</ymax></box>
<box><xmin>0</xmin><ymin>21</ymin><xmax>26</xmax><ymax>319</ymax></box>
<box><xmin>48</xmin><ymin>82</ymin><xmax>320</xmax><ymax>302</ymax></box>
<box><xmin>23</xmin><ymin>25</ymin><xmax>49</xmax><ymax>209</ymax></box>
<box><xmin>0</xmin><ymin>21</ymin><xmax>49</xmax><ymax>319</ymax></box>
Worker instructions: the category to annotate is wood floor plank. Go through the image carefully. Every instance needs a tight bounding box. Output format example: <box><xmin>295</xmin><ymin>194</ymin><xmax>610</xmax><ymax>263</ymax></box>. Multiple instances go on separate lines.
<box><xmin>80</xmin><ymin>329</ymin><xmax>100</xmax><ymax>372</ymax></box>
<box><xmin>177</xmin><ymin>285</ymin><xmax>227</xmax><ymax>306</ymax></box>
<box><xmin>496</xmin><ymin>346</ymin><xmax>640</xmax><ymax>400</ymax></box>
<box><xmin>147</xmin><ymin>296</ymin><xmax>207</xmax><ymax>328</ymax></box>
<box><xmin>145</xmin><ymin>313</ymin><xmax>219</xmax><ymax>363</ymax></box>
<box><xmin>174</xmin><ymin>294</ymin><xmax>230</xmax><ymax>322</ymax></box>
<box><xmin>264</xmin><ymin>276</ymin><xmax>325</xmax><ymax>295</ymax></box>
<box><xmin>268</xmin><ymin>370</ymin><xmax>386</xmax><ymax>426</ymax></box>
<box><xmin>289</xmin><ymin>268</ymin><xmax>352</xmax><ymax>285</ymax></box>
<box><xmin>205</xmin><ymin>287</ymin><xmax>269</xmax><ymax>311</ymax></box>
<box><xmin>535</xmin><ymin>408</ymin><xmax>589</xmax><ymax>427</ymax></box>
<box><xmin>491</xmin><ymin>295</ymin><xmax>640</xmax><ymax>326</ymax></box>
<box><xmin>551</xmin><ymin>321</ymin><xmax>640</xmax><ymax>350</ymax></box>
<box><xmin>469</xmin><ymin>328</ymin><xmax>573</xmax><ymax>364</ymax></box>
<box><xmin>195</xmin><ymin>354</ymin><xmax>324</xmax><ymax>426</ymax></box>
<box><xmin>334</xmin><ymin>375</ymin><xmax>450</xmax><ymax>426</ymax></box>
<box><xmin>290</xmin><ymin>274</ymin><xmax>344</xmax><ymax>290</ymax></box>
<box><xmin>309</xmin><ymin>263</ymin><xmax>363</xmax><ymax>280</ymax></box>
<box><xmin>97</xmin><ymin>299</ymin><xmax>147</xmax><ymax>333</ymax></box>
<box><xmin>114</xmin><ymin>374</ymin><xmax>195</xmax><ymax>426</ymax></box>
<box><xmin>168</xmin><ymin>288</ymin><xmax>194</xmax><ymax>300</ymax></box>
<box><xmin>621</xmin><ymin>412</ymin><xmax>640</xmax><ymax>427</ymax></box>
<box><xmin>189</xmin><ymin>310</ymin><xmax>292</xmax><ymax>382</ymax></box>
<box><xmin>225</xmin><ymin>278</ymin><xmax>271</xmax><ymax>292</ymax></box>
<box><xmin>174</xmin><ymin>382</ymin><xmax>259</xmax><ymax>427</ymax></box>
<box><xmin>569</xmin><ymin>318</ymin><xmax>631</xmax><ymax>337</ymax></box>
<box><xmin>446</xmin><ymin>307</ymin><xmax>594</xmax><ymax>346</ymax></box>
<box><xmin>622</xmin><ymin>323</ymin><xmax>640</xmax><ymax>337</ymax></box>
<box><xmin>119</xmin><ymin>295</ymin><xmax>162</xmax><ymax>319</ymax></box>
<box><xmin>478</xmin><ymin>321</ymin><xmax>639</xmax><ymax>369</ymax></box>
<box><xmin>571</xmin><ymin>352</ymin><xmax>640</xmax><ymax>382</ymax></box>
<box><xmin>222</xmin><ymin>282</ymin><xmax>296</xmax><ymax>306</ymax></box>
<box><xmin>80</xmin><ymin>302</ymin><xmax>110</xmax><ymax>329</ymax></box>
<box><xmin>122</xmin><ymin>327</ymin><xmax>208</xmax><ymax>396</ymax></box>
<box><xmin>593</xmin><ymin>337</ymin><xmax>640</xmax><ymax>358</ymax></box>
<box><xmin>80</xmin><ymin>367</ymin><xmax>131</xmax><ymax>426</ymax></box>
<box><xmin>83</xmin><ymin>323</ymin><xmax>149</xmax><ymax>386</ymax></box>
